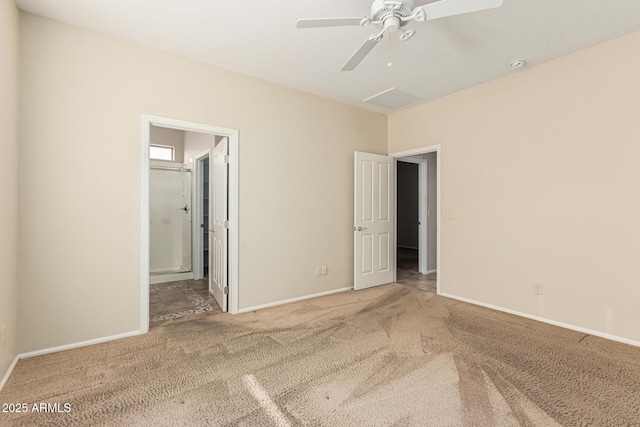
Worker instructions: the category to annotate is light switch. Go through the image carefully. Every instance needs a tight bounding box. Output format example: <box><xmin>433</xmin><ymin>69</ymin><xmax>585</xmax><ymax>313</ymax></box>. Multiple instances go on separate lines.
<box><xmin>443</xmin><ymin>211</ymin><xmax>455</xmax><ymax>221</ymax></box>
<box><xmin>321</xmin><ymin>265</ymin><xmax>328</xmax><ymax>275</ymax></box>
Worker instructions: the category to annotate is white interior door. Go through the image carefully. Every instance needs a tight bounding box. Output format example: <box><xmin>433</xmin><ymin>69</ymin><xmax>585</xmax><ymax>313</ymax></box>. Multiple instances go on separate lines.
<box><xmin>354</xmin><ymin>152</ymin><xmax>395</xmax><ymax>290</ymax></box>
<box><xmin>210</xmin><ymin>137</ymin><xmax>228</xmax><ymax>312</ymax></box>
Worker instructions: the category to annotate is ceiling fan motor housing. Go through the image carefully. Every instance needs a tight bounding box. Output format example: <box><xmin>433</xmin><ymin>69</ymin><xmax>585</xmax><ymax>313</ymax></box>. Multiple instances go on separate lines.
<box><xmin>372</xmin><ymin>0</ymin><xmax>414</xmax><ymax>31</ymax></box>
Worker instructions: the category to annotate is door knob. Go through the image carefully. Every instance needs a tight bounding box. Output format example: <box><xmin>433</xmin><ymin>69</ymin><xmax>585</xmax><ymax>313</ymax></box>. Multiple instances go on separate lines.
<box><xmin>354</xmin><ymin>226</ymin><xmax>367</xmax><ymax>231</ymax></box>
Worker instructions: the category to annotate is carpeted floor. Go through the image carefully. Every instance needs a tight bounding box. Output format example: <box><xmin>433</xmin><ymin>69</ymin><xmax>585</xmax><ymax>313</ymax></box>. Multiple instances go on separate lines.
<box><xmin>2</xmin><ymin>279</ymin><xmax>640</xmax><ymax>426</ymax></box>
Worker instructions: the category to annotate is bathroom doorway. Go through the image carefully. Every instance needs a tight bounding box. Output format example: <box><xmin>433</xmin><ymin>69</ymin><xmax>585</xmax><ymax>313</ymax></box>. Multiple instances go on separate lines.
<box><xmin>141</xmin><ymin>115</ymin><xmax>240</xmax><ymax>333</ymax></box>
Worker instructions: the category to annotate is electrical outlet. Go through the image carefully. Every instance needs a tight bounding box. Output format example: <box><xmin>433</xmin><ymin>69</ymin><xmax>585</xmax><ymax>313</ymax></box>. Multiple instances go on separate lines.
<box><xmin>1</xmin><ymin>324</ymin><xmax>6</xmax><ymax>347</ymax></box>
<box><xmin>533</xmin><ymin>283</ymin><xmax>544</xmax><ymax>295</ymax></box>
<box><xmin>321</xmin><ymin>265</ymin><xmax>328</xmax><ymax>275</ymax></box>
<box><xmin>315</xmin><ymin>266</ymin><xmax>322</xmax><ymax>276</ymax></box>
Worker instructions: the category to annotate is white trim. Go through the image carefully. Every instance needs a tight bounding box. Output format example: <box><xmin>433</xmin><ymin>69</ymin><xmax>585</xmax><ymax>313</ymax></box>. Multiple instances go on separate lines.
<box><xmin>397</xmin><ymin>156</ymin><xmax>426</xmax><ymax>165</ymax></box>
<box><xmin>390</xmin><ymin>145</ymin><xmax>441</xmax><ymax>295</ymax></box>
<box><xmin>19</xmin><ymin>330</ymin><xmax>143</xmax><ymax>359</ymax></box>
<box><xmin>228</xmin><ymin>132</ymin><xmax>240</xmax><ymax>314</ymax></box>
<box><xmin>436</xmin><ymin>147</ymin><xmax>441</xmax><ymax>294</ymax></box>
<box><xmin>418</xmin><ymin>162</ymin><xmax>428</xmax><ymax>274</ymax></box>
<box><xmin>237</xmin><ymin>287</ymin><xmax>352</xmax><ymax>314</ymax></box>
<box><xmin>142</xmin><ymin>115</ymin><xmax>241</xmax><ymax>331</ymax></box>
<box><xmin>425</xmin><ymin>269</ymin><xmax>437</xmax><ymax>275</ymax></box>
<box><xmin>149</xmin><ymin>271</ymin><xmax>194</xmax><ymax>285</ymax></box>
<box><xmin>390</xmin><ymin>146</ymin><xmax>440</xmax><ymax>158</ymax></box>
<box><xmin>141</xmin><ymin>118</ymin><xmax>150</xmax><ymax>334</ymax></box>
<box><xmin>0</xmin><ymin>355</ymin><xmax>19</xmax><ymax>392</ymax></box>
<box><xmin>440</xmin><ymin>293</ymin><xmax>640</xmax><ymax>349</ymax></box>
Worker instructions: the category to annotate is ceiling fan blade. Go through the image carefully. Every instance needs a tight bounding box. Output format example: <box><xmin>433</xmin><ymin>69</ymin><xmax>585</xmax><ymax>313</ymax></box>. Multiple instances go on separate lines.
<box><xmin>297</xmin><ymin>17</ymin><xmax>365</xmax><ymax>29</ymax></box>
<box><xmin>414</xmin><ymin>0</ymin><xmax>443</xmax><ymax>6</ymax></box>
<box><xmin>341</xmin><ymin>37</ymin><xmax>381</xmax><ymax>71</ymax></box>
<box><xmin>419</xmin><ymin>0</ymin><xmax>503</xmax><ymax>21</ymax></box>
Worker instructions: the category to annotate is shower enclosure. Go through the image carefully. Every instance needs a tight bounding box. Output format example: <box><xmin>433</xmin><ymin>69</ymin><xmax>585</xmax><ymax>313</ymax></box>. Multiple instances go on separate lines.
<box><xmin>149</xmin><ymin>162</ymin><xmax>193</xmax><ymax>284</ymax></box>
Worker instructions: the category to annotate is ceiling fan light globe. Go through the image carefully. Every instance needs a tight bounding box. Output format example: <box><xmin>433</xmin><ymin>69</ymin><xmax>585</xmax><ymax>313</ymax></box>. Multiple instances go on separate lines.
<box><xmin>413</xmin><ymin>8</ymin><xmax>426</xmax><ymax>22</ymax></box>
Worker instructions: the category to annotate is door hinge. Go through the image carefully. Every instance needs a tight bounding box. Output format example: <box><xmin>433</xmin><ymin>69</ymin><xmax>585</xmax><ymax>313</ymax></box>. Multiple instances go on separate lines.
<box><xmin>224</xmin><ymin>155</ymin><xmax>230</xmax><ymax>164</ymax></box>
<box><xmin>223</xmin><ymin>220</ymin><xmax>229</xmax><ymax>229</ymax></box>
<box><xmin>223</xmin><ymin>286</ymin><xmax>229</xmax><ymax>295</ymax></box>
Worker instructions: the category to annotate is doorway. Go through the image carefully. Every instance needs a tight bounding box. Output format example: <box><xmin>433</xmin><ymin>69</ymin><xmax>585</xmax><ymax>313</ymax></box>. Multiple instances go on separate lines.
<box><xmin>391</xmin><ymin>145</ymin><xmax>441</xmax><ymax>294</ymax></box>
<box><xmin>194</xmin><ymin>153</ymin><xmax>210</xmax><ymax>281</ymax></box>
<box><xmin>352</xmin><ymin>146</ymin><xmax>441</xmax><ymax>294</ymax></box>
<box><xmin>141</xmin><ymin>115</ymin><xmax>240</xmax><ymax>334</ymax></box>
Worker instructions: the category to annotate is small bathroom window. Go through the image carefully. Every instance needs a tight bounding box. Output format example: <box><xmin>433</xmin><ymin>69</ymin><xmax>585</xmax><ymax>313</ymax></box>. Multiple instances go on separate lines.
<box><xmin>149</xmin><ymin>144</ymin><xmax>174</xmax><ymax>161</ymax></box>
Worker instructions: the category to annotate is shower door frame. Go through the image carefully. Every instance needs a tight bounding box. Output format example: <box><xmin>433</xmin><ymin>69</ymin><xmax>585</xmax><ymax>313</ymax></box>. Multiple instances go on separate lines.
<box><xmin>148</xmin><ymin>162</ymin><xmax>194</xmax><ymax>283</ymax></box>
<box><xmin>141</xmin><ymin>115</ymin><xmax>240</xmax><ymax>333</ymax></box>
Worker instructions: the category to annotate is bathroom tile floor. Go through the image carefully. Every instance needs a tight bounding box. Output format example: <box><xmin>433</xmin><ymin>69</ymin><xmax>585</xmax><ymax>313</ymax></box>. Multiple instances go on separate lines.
<box><xmin>396</xmin><ymin>247</ymin><xmax>437</xmax><ymax>292</ymax></box>
<box><xmin>149</xmin><ymin>277</ymin><xmax>220</xmax><ymax>329</ymax></box>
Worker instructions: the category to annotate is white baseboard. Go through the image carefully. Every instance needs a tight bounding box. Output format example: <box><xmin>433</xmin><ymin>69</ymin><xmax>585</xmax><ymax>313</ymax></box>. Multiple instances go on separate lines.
<box><xmin>19</xmin><ymin>330</ymin><xmax>143</xmax><ymax>359</ymax></box>
<box><xmin>439</xmin><ymin>293</ymin><xmax>640</xmax><ymax>349</ymax></box>
<box><xmin>424</xmin><ymin>269</ymin><xmax>437</xmax><ymax>275</ymax></box>
<box><xmin>149</xmin><ymin>272</ymin><xmax>193</xmax><ymax>284</ymax></box>
<box><xmin>0</xmin><ymin>354</ymin><xmax>19</xmax><ymax>392</ymax></box>
<box><xmin>238</xmin><ymin>287</ymin><xmax>352</xmax><ymax>314</ymax></box>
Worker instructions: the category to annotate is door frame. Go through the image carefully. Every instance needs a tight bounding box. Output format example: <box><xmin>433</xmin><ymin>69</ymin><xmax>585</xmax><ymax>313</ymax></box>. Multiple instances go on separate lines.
<box><xmin>389</xmin><ymin>145</ymin><xmax>441</xmax><ymax>295</ymax></box>
<box><xmin>396</xmin><ymin>156</ymin><xmax>428</xmax><ymax>274</ymax></box>
<box><xmin>141</xmin><ymin>115</ymin><xmax>240</xmax><ymax>334</ymax></box>
<box><xmin>193</xmin><ymin>150</ymin><xmax>211</xmax><ymax>281</ymax></box>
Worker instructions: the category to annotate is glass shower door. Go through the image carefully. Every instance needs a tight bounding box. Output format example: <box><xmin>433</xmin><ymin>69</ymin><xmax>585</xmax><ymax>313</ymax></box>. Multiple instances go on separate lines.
<box><xmin>149</xmin><ymin>167</ymin><xmax>192</xmax><ymax>275</ymax></box>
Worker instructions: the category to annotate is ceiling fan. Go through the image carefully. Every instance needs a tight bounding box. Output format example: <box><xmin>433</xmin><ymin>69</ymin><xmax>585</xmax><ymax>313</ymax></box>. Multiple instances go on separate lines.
<box><xmin>297</xmin><ymin>0</ymin><xmax>504</xmax><ymax>71</ymax></box>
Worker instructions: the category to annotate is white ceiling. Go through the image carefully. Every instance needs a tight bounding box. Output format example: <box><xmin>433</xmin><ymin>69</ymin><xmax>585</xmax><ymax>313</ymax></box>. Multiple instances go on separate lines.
<box><xmin>15</xmin><ymin>0</ymin><xmax>640</xmax><ymax>113</ymax></box>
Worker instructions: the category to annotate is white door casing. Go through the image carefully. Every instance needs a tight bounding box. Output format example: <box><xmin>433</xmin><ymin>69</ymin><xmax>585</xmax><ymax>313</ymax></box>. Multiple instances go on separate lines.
<box><xmin>354</xmin><ymin>152</ymin><xmax>395</xmax><ymax>290</ymax></box>
<box><xmin>389</xmin><ymin>144</ymin><xmax>442</xmax><ymax>295</ymax></box>
<box><xmin>211</xmin><ymin>137</ymin><xmax>228</xmax><ymax>312</ymax></box>
<box><xmin>142</xmin><ymin>114</ymin><xmax>240</xmax><ymax>332</ymax></box>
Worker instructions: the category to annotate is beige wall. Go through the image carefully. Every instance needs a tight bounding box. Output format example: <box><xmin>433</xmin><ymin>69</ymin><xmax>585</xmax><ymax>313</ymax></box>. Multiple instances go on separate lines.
<box><xmin>18</xmin><ymin>13</ymin><xmax>386</xmax><ymax>352</ymax></box>
<box><xmin>0</xmin><ymin>0</ymin><xmax>19</xmax><ymax>384</ymax></box>
<box><xmin>150</xmin><ymin>126</ymin><xmax>185</xmax><ymax>163</ymax></box>
<box><xmin>183</xmin><ymin>130</ymin><xmax>217</xmax><ymax>168</ymax></box>
<box><xmin>389</xmin><ymin>31</ymin><xmax>640</xmax><ymax>343</ymax></box>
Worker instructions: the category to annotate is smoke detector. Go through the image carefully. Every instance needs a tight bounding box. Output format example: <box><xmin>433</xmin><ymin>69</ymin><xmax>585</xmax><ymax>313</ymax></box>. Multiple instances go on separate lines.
<box><xmin>510</xmin><ymin>59</ymin><xmax>527</xmax><ymax>69</ymax></box>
